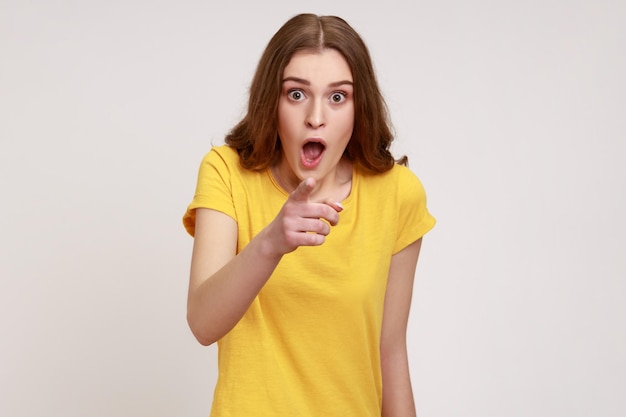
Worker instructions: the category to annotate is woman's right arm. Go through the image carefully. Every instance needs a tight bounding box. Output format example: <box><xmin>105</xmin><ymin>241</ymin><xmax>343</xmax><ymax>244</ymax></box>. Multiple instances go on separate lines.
<box><xmin>186</xmin><ymin>178</ymin><xmax>341</xmax><ymax>346</ymax></box>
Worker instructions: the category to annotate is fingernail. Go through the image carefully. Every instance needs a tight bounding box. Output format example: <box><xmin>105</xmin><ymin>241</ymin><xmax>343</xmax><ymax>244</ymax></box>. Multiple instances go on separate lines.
<box><xmin>335</xmin><ymin>202</ymin><xmax>344</xmax><ymax>210</ymax></box>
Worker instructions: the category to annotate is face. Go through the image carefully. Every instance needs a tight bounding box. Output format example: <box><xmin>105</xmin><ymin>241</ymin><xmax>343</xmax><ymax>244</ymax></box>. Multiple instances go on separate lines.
<box><xmin>275</xmin><ymin>48</ymin><xmax>354</xmax><ymax>192</ymax></box>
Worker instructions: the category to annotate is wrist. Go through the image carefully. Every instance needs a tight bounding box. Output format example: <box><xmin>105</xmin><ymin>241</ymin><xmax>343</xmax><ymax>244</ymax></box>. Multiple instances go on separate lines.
<box><xmin>254</xmin><ymin>228</ymin><xmax>285</xmax><ymax>262</ymax></box>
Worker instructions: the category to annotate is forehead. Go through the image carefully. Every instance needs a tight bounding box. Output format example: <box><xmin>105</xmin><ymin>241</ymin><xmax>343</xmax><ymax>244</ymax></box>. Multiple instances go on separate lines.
<box><xmin>283</xmin><ymin>48</ymin><xmax>353</xmax><ymax>83</ymax></box>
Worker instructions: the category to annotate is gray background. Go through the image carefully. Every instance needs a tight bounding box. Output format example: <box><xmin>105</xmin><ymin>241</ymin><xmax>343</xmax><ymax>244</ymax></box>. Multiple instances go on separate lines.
<box><xmin>1</xmin><ymin>0</ymin><xmax>624</xmax><ymax>416</ymax></box>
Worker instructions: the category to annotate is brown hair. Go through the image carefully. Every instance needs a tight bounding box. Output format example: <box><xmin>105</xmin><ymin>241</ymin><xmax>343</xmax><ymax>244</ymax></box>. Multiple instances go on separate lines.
<box><xmin>225</xmin><ymin>13</ymin><xmax>406</xmax><ymax>173</ymax></box>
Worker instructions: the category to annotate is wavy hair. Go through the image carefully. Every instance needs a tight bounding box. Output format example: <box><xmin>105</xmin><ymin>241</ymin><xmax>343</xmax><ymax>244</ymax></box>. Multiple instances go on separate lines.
<box><xmin>225</xmin><ymin>13</ymin><xmax>406</xmax><ymax>173</ymax></box>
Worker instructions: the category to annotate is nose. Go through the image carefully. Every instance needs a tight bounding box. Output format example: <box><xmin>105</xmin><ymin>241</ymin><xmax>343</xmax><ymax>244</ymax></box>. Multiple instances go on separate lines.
<box><xmin>305</xmin><ymin>99</ymin><xmax>326</xmax><ymax>129</ymax></box>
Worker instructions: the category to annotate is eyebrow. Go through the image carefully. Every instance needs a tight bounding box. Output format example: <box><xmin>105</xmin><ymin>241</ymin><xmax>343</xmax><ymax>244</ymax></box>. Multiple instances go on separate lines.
<box><xmin>282</xmin><ymin>76</ymin><xmax>353</xmax><ymax>88</ymax></box>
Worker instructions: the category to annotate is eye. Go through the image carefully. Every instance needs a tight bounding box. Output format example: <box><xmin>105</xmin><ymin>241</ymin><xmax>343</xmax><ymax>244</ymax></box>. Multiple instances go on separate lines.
<box><xmin>287</xmin><ymin>89</ymin><xmax>306</xmax><ymax>101</ymax></box>
<box><xmin>330</xmin><ymin>92</ymin><xmax>347</xmax><ymax>104</ymax></box>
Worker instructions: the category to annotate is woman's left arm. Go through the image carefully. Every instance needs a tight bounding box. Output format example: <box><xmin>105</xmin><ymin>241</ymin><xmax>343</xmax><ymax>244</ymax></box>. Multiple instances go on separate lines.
<box><xmin>380</xmin><ymin>238</ymin><xmax>423</xmax><ymax>417</ymax></box>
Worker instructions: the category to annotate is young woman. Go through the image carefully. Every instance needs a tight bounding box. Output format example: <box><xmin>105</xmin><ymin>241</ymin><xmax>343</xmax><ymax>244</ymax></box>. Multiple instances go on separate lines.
<box><xmin>183</xmin><ymin>13</ymin><xmax>435</xmax><ymax>417</ymax></box>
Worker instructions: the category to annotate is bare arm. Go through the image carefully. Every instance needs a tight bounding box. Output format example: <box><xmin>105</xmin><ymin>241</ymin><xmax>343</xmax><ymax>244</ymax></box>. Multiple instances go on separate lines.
<box><xmin>381</xmin><ymin>238</ymin><xmax>423</xmax><ymax>417</ymax></box>
<box><xmin>187</xmin><ymin>178</ymin><xmax>342</xmax><ymax>346</ymax></box>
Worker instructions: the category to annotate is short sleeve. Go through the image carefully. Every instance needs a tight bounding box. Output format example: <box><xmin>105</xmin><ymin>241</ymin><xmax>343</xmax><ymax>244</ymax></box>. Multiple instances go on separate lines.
<box><xmin>182</xmin><ymin>147</ymin><xmax>238</xmax><ymax>237</ymax></box>
<box><xmin>393</xmin><ymin>166</ymin><xmax>436</xmax><ymax>254</ymax></box>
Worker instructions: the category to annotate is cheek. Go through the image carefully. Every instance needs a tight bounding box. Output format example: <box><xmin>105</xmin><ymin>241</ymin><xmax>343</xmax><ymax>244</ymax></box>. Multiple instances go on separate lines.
<box><xmin>276</xmin><ymin>116</ymin><xmax>290</xmax><ymax>142</ymax></box>
<box><xmin>278</xmin><ymin>105</ymin><xmax>298</xmax><ymax>131</ymax></box>
<box><xmin>277</xmin><ymin>104</ymin><xmax>287</xmax><ymax>131</ymax></box>
<box><xmin>277</xmin><ymin>118</ymin><xmax>298</xmax><ymax>152</ymax></box>
<box><xmin>340</xmin><ymin>110</ymin><xmax>355</xmax><ymax>136</ymax></box>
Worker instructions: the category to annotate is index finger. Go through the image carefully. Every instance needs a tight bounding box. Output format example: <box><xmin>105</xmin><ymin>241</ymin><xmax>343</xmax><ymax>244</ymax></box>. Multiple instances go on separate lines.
<box><xmin>289</xmin><ymin>177</ymin><xmax>316</xmax><ymax>203</ymax></box>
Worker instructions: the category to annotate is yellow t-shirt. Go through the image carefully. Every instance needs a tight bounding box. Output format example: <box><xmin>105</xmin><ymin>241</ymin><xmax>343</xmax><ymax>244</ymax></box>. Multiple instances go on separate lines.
<box><xmin>183</xmin><ymin>145</ymin><xmax>435</xmax><ymax>417</ymax></box>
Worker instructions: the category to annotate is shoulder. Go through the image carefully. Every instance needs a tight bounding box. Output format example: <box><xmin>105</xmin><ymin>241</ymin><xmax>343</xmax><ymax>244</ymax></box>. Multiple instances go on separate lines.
<box><xmin>184</xmin><ymin>146</ymin><xmax>243</xmax><ymax>236</ymax></box>
<box><xmin>392</xmin><ymin>164</ymin><xmax>428</xmax><ymax>197</ymax></box>
<box><xmin>200</xmin><ymin>145</ymin><xmax>240</xmax><ymax>169</ymax></box>
<box><xmin>196</xmin><ymin>145</ymin><xmax>254</xmax><ymax>183</ymax></box>
<box><xmin>358</xmin><ymin>163</ymin><xmax>427</xmax><ymax>199</ymax></box>
<box><xmin>382</xmin><ymin>165</ymin><xmax>436</xmax><ymax>250</ymax></box>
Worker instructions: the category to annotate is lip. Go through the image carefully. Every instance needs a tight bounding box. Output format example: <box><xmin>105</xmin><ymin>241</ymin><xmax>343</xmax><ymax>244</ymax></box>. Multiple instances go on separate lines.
<box><xmin>300</xmin><ymin>137</ymin><xmax>326</xmax><ymax>169</ymax></box>
<box><xmin>303</xmin><ymin>137</ymin><xmax>327</xmax><ymax>148</ymax></box>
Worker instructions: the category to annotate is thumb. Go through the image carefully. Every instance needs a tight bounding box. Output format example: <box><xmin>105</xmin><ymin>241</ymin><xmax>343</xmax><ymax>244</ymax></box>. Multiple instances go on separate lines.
<box><xmin>289</xmin><ymin>177</ymin><xmax>315</xmax><ymax>202</ymax></box>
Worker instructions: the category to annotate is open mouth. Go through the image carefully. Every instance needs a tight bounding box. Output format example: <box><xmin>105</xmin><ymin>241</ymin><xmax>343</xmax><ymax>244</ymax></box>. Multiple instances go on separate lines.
<box><xmin>301</xmin><ymin>139</ymin><xmax>326</xmax><ymax>168</ymax></box>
